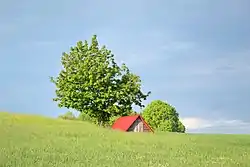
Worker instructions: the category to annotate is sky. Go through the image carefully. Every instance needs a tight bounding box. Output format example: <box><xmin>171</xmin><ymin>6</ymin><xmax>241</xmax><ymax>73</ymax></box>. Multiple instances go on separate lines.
<box><xmin>1</xmin><ymin>0</ymin><xmax>250</xmax><ymax>134</ymax></box>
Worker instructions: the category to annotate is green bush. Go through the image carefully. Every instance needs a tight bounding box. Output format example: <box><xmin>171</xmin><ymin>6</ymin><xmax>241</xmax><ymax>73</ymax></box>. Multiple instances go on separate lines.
<box><xmin>58</xmin><ymin>111</ymin><xmax>76</xmax><ymax>120</ymax></box>
<box><xmin>78</xmin><ymin>112</ymin><xmax>97</xmax><ymax>123</ymax></box>
<box><xmin>142</xmin><ymin>100</ymin><xmax>186</xmax><ymax>133</ymax></box>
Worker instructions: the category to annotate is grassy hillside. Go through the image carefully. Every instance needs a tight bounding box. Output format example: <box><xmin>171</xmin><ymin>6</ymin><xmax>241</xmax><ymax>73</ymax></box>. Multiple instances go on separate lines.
<box><xmin>0</xmin><ymin>112</ymin><xmax>250</xmax><ymax>167</ymax></box>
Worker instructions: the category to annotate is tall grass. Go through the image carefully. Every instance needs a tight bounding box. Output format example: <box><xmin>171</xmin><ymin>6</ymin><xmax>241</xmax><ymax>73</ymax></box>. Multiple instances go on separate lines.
<box><xmin>0</xmin><ymin>112</ymin><xmax>249</xmax><ymax>167</ymax></box>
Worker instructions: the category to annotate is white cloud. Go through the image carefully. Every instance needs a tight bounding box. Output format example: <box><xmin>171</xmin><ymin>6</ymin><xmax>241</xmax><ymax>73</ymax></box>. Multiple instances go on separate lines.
<box><xmin>180</xmin><ymin>117</ymin><xmax>250</xmax><ymax>133</ymax></box>
<box><xmin>180</xmin><ymin>117</ymin><xmax>212</xmax><ymax>129</ymax></box>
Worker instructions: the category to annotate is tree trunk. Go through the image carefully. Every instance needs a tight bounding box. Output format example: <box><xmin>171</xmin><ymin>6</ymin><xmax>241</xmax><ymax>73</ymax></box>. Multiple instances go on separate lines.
<box><xmin>99</xmin><ymin>120</ymin><xmax>103</xmax><ymax>127</ymax></box>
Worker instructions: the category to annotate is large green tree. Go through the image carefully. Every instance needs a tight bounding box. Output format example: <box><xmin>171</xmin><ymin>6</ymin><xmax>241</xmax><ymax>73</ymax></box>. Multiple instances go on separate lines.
<box><xmin>50</xmin><ymin>35</ymin><xmax>150</xmax><ymax>124</ymax></box>
<box><xmin>142</xmin><ymin>100</ymin><xmax>185</xmax><ymax>133</ymax></box>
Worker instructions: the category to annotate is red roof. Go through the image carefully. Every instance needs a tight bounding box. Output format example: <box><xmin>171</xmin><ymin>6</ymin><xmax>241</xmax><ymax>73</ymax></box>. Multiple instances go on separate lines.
<box><xmin>112</xmin><ymin>115</ymin><xmax>154</xmax><ymax>132</ymax></box>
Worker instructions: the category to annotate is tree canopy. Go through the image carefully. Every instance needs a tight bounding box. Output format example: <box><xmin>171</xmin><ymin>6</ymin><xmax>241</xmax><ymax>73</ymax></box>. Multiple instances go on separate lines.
<box><xmin>142</xmin><ymin>100</ymin><xmax>185</xmax><ymax>133</ymax></box>
<box><xmin>51</xmin><ymin>35</ymin><xmax>150</xmax><ymax>124</ymax></box>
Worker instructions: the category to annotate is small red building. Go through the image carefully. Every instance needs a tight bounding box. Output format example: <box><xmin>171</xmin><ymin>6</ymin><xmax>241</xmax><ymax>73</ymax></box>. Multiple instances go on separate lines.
<box><xmin>112</xmin><ymin>115</ymin><xmax>154</xmax><ymax>132</ymax></box>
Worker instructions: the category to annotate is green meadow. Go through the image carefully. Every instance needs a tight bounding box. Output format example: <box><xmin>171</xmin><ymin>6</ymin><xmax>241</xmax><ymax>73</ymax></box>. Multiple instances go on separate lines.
<box><xmin>0</xmin><ymin>112</ymin><xmax>250</xmax><ymax>167</ymax></box>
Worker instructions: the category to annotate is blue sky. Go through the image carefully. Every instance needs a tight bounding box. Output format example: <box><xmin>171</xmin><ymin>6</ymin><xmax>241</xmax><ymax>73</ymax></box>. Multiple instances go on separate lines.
<box><xmin>1</xmin><ymin>0</ymin><xmax>250</xmax><ymax>133</ymax></box>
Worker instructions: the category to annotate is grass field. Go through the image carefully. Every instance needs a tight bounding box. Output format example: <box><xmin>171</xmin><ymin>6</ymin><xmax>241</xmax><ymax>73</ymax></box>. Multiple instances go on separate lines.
<box><xmin>0</xmin><ymin>112</ymin><xmax>250</xmax><ymax>167</ymax></box>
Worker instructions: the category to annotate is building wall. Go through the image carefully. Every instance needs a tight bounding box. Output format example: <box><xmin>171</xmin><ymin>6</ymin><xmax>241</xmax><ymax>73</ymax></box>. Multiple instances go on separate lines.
<box><xmin>127</xmin><ymin>118</ymin><xmax>150</xmax><ymax>132</ymax></box>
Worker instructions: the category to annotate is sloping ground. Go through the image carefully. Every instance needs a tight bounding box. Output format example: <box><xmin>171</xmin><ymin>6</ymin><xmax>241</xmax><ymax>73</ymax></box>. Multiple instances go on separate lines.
<box><xmin>0</xmin><ymin>112</ymin><xmax>250</xmax><ymax>167</ymax></box>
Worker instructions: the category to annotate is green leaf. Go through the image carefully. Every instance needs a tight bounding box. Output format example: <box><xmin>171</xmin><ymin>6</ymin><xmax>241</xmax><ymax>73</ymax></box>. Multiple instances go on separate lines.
<box><xmin>142</xmin><ymin>100</ymin><xmax>186</xmax><ymax>133</ymax></box>
<box><xmin>50</xmin><ymin>35</ymin><xmax>150</xmax><ymax>124</ymax></box>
